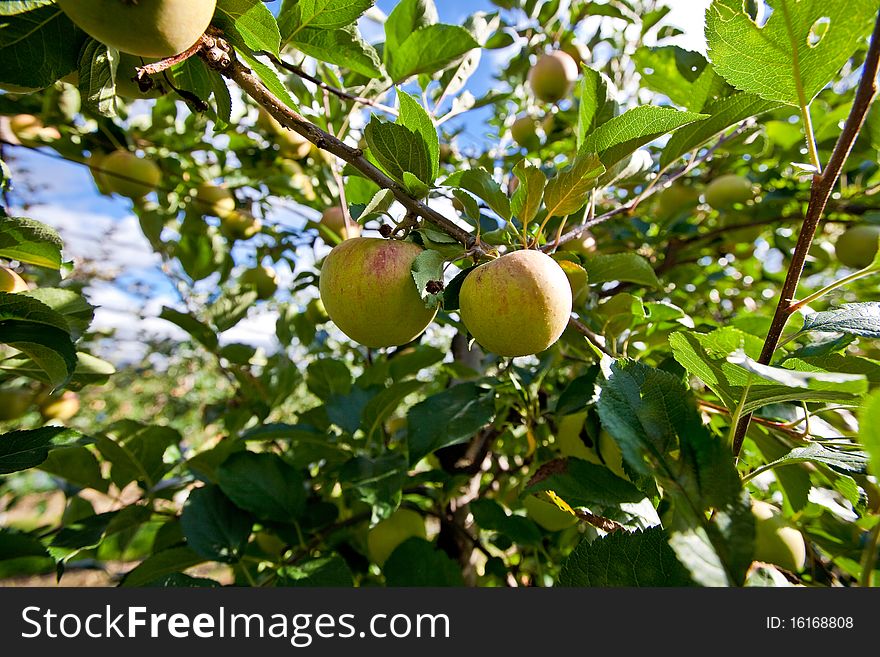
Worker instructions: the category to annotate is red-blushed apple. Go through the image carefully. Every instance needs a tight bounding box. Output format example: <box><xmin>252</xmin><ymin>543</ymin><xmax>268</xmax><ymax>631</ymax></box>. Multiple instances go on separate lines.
<box><xmin>319</xmin><ymin>238</ymin><xmax>438</xmax><ymax>348</ymax></box>
<box><xmin>459</xmin><ymin>249</ymin><xmax>572</xmax><ymax>357</ymax></box>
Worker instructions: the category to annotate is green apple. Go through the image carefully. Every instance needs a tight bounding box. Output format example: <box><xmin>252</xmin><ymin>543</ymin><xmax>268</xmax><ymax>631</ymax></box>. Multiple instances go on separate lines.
<box><xmin>528</xmin><ymin>51</ymin><xmax>579</xmax><ymax>103</ymax></box>
<box><xmin>511</xmin><ymin>115</ymin><xmax>539</xmax><ymax>150</ymax></box>
<box><xmin>704</xmin><ymin>174</ymin><xmax>755</xmax><ymax>209</ymax></box>
<box><xmin>319</xmin><ymin>238</ymin><xmax>437</xmax><ymax>348</ymax></box>
<box><xmin>220</xmin><ymin>211</ymin><xmax>262</xmax><ymax>241</ymax></box>
<box><xmin>39</xmin><ymin>391</ymin><xmax>80</xmax><ymax>422</ymax></box>
<box><xmin>367</xmin><ymin>508</ymin><xmax>426</xmax><ymax>566</ymax></box>
<box><xmin>320</xmin><ymin>206</ymin><xmax>361</xmax><ymax>241</ymax></box>
<box><xmin>834</xmin><ymin>225</ymin><xmax>880</xmax><ymax>269</ymax></box>
<box><xmin>0</xmin><ymin>388</ymin><xmax>33</xmax><ymax>421</ymax></box>
<box><xmin>0</xmin><ymin>266</ymin><xmax>28</xmax><ymax>293</ymax></box>
<box><xmin>56</xmin><ymin>0</ymin><xmax>217</xmax><ymax>58</ymax></box>
<box><xmin>194</xmin><ymin>183</ymin><xmax>236</xmax><ymax>219</ymax></box>
<box><xmin>101</xmin><ymin>151</ymin><xmax>162</xmax><ymax>198</ymax></box>
<box><xmin>655</xmin><ymin>184</ymin><xmax>700</xmax><ymax>219</ymax></box>
<box><xmin>523</xmin><ymin>495</ymin><xmax>578</xmax><ymax>531</ymax></box>
<box><xmin>752</xmin><ymin>500</ymin><xmax>807</xmax><ymax>572</ymax></box>
<box><xmin>459</xmin><ymin>250</ymin><xmax>572</xmax><ymax>357</ymax></box>
<box><xmin>240</xmin><ymin>266</ymin><xmax>278</xmax><ymax>300</ymax></box>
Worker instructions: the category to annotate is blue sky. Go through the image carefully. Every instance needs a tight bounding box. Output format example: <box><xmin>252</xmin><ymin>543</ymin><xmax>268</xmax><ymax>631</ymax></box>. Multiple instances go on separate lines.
<box><xmin>3</xmin><ymin>0</ymin><xmax>709</xmax><ymax>361</ymax></box>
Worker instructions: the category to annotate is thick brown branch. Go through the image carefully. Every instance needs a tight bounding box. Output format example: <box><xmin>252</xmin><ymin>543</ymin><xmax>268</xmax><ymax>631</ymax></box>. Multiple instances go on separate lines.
<box><xmin>732</xmin><ymin>11</ymin><xmax>880</xmax><ymax>456</ymax></box>
<box><xmin>199</xmin><ymin>38</ymin><xmax>476</xmax><ymax>249</ymax></box>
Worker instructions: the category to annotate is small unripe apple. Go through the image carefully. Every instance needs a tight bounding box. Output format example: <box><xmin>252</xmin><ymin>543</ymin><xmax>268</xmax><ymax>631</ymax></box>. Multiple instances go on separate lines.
<box><xmin>9</xmin><ymin>114</ymin><xmax>61</xmax><ymax>146</ymax></box>
<box><xmin>510</xmin><ymin>115</ymin><xmax>539</xmax><ymax>150</ymax></box>
<box><xmin>459</xmin><ymin>250</ymin><xmax>572</xmax><ymax>357</ymax></box>
<box><xmin>523</xmin><ymin>495</ymin><xmax>577</xmax><ymax>531</ymax></box>
<box><xmin>39</xmin><ymin>391</ymin><xmax>80</xmax><ymax>422</ymax></box>
<box><xmin>56</xmin><ymin>0</ymin><xmax>217</xmax><ymax>58</ymax></box>
<box><xmin>367</xmin><ymin>508</ymin><xmax>426</xmax><ymax>566</ymax></box>
<box><xmin>101</xmin><ymin>151</ymin><xmax>162</xmax><ymax>198</ymax></box>
<box><xmin>834</xmin><ymin>225</ymin><xmax>880</xmax><ymax>269</ymax></box>
<box><xmin>559</xmin><ymin>231</ymin><xmax>597</xmax><ymax>256</ymax></box>
<box><xmin>240</xmin><ymin>266</ymin><xmax>278</xmax><ymax>300</ymax></box>
<box><xmin>194</xmin><ymin>183</ymin><xmax>236</xmax><ymax>218</ymax></box>
<box><xmin>0</xmin><ymin>388</ymin><xmax>33</xmax><ymax>421</ymax></box>
<box><xmin>319</xmin><ymin>238</ymin><xmax>438</xmax><ymax>348</ymax></box>
<box><xmin>0</xmin><ymin>266</ymin><xmax>28</xmax><ymax>293</ymax></box>
<box><xmin>114</xmin><ymin>53</ymin><xmax>174</xmax><ymax>99</ymax></box>
<box><xmin>320</xmin><ymin>206</ymin><xmax>361</xmax><ymax>241</ymax></box>
<box><xmin>220</xmin><ymin>211</ymin><xmax>261</xmax><ymax>241</ymax></box>
<box><xmin>556</xmin><ymin>412</ymin><xmax>592</xmax><ymax>460</ymax></box>
<box><xmin>528</xmin><ymin>51</ymin><xmax>579</xmax><ymax>103</ymax></box>
<box><xmin>655</xmin><ymin>184</ymin><xmax>700</xmax><ymax>218</ymax></box>
<box><xmin>258</xmin><ymin>108</ymin><xmax>311</xmax><ymax>159</ymax></box>
<box><xmin>752</xmin><ymin>500</ymin><xmax>807</xmax><ymax>572</ymax></box>
<box><xmin>704</xmin><ymin>174</ymin><xmax>755</xmax><ymax>209</ymax></box>
<box><xmin>305</xmin><ymin>297</ymin><xmax>329</xmax><ymax>324</ymax></box>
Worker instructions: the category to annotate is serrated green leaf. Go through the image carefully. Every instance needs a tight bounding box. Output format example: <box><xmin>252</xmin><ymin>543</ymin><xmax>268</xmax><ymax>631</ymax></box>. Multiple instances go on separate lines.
<box><xmin>0</xmin><ymin>426</ymin><xmax>87</xmax><ymax>474</ymax></box>
<box><xmin>444</xmin><ymin>168</ymin><xmax>511</xmax><ymax>220</ymax></box>
<box><xmin>159</xmin><ymin>307</ymin><xmax>218</xmax><ymax>351</ymax></box>
<box><xmin>0</xmin><ymin>319</ymin><xmax>77</xmax><ymax>386</ymax></box>
<box><xmin>384</xmin><ymin>538</ymin><xmax>464</xmax><ymax>586</ymax></box>
<box><xmin>217</xmin><ymin>451</ymin><xmax>306</xmax><ymax>522</ymax></box>
<box><xmin>633</xmin><ymin>46</ymin><xmax>724</xmax><ymax>111</ymax></box>
<box><xmin>289</xmin><ymin>24</ymin><xmax>383</xmax><ymax>78</ymax></box>
<box><xmin>0</xmin><ymin>217</ymin><xmax>63</xmax><ymax>269</ymax></box>
<box><xmin>410</xmin><ymin>249</ymin><xmax>445</xmax><ymax>305</ymax></box>
<box><xmin>280</xmin><ymin>0</ymin><xmax>374</xmax><ymax>39</ymax></box>
<box><xmin>544</xmin><ymin>153</ymin><xmax>604</xmax><ymax>218</ymax></box>
<box><xmin>800</xmin><ymin>303</ymin><xmax>880</xmax><ymax>339</ymax></box>
<box><xmin>397</xmin><ymin>92</ymin><xmax>439</xmax><ymax>182</ymax></box>
<box><xmin>582</xmin><ymin>253</ymin><xmax>660</xmax><ymax>288</ymax></box>
<box><xmin>388</xmin><ymin>25</ymin><xmax>479</xmax><ymax>83</ymax></box>
<box><xmin>121</xmin><ymin>547</ymin><xmax>206</xmax><ymax>587</ymax></box>
<box><xmin>360</xmin><ymin>380</ymin><xmax>424</xmax><ymax>443</ymax></box>
<box><xmin>365</xmin><ymin>118</ymin><xmax>432</xmax><ymax>186</ymax></box>
<box><xmin>705</xmin><ymin>0</ymin><xmax>877</xmax><ymax>105</ymax></box>
<box><xmin>77</xmin><ymin>39</ymin><xmax>117</xmax><ymax>117</ymax></box>
<box><xmin>215</xmin><ymin>0</ymin><xmax>281</xmax><ymax>56</ymax></box>
<box><xmin>577</xmin><ymin>68</ymin><xmax>618</xmax><ymax>150</ymax></box>
<box><xmin>511</xmin><ymin>160</ymin><xmax>546</xmax><ymax>226</ymax></box>
<box><xmin>23</xmin><ymin>288</ymin><xmax>94</xmax><ymax>340</ymax></box>
<box><xmin>181</xmin><ymin>484</ymin><xmax>253</xmax><ymax>563</ymax></box>
<box><xmin>385</xmin><ymin>0</ymin><xmax>438</xmax><ymax>56</ymax></box>
<box><xmin>859</xmin><ymin>389</ymin><xmax>880</xmax><ymax>478</ymax></box>
<box><xmin>559</xmin><ymin>527</ymin><xmax>693</xmax><ymax>587</ymax></box>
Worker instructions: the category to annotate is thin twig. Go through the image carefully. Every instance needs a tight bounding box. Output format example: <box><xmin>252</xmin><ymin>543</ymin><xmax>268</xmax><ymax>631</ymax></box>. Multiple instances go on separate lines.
<box><xmin>732</xmin><ymin>11</ymin><xmax>880</xmax><ymax>457</ymax></box>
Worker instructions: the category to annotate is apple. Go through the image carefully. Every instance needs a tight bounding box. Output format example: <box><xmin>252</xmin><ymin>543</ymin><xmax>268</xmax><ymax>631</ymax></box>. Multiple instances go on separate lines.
<box><xmin>319</xmin><ymin>238</ymin><xmax>438</xmax><ymax>348</ymax></box>
<box><xmin>257</xmin><ymin>108</ymin><xmax>312</xmax><ymax>159</ymax></box>
<box><xmin>8</xmin><ymin>114</ymin><xmax>61</xmax><ymax>146</ymax></box>
<box><xmin>511</xmin><ymin>115</ymin><xmax>539</xmax><ymax>150</ymax></box>
<box><xmin>528</xmin><ymin>51</ymin><xmax>579</xmax><ymax>103</ymax></box>
<box><xmin>834</xmin><ymin>225</ymin><xmax>880</xmax><ymax>269</ymax></box>
<box><xmin>194</xmin><ymin>183</ymin><xmax>236</xmax><ymax>218</ymax></box>
<box><xmin>56</xmin><ymin>0</ymin><xmax>217</xmax><ymax>58</ymax></box>
<box><xmin>114</xmin><ymin>53</ymin><xmax>174</xmax><ymax>99</ymax></box>
<box><xmin>655</xmin><ymin>184</ymin><xmax>700</xmax><ymax>219</ymax></box>
<box><xmin>556</xmin><ymin>412</ymin><xmax>592</xmax><ymax>460</ymax></box>
<box><xmin>320</xmin><ymin>206</ymin><xmax>361</xmax><ymax>241</ymax></box>
<box><xmin>752</xmin><ymin>500</ymin><xmax>807</xmax><ymax>572</ymax></box>
<box><xmin>557</xmin><ymin>259</ymin><xmax>588</xmax><ymax>306</ymax></box>
<box><xmin>305</xmin><ymin>298</ymin><xmax>329</xmax><ymax>324</ymax></box>
<box><xmin>0</xmin><ymin>388</ymin><xmax>33</xmax><ymax>421</ymax></box>
<box><xmin>559</xmin><ymin>231</ymin><xmax>597</xmax><ymax>256</ymax></box>
<box><xmin>367</xmin><ymin>508</ymin><xmax>426</xmax><ymax>566</ymax></box>
<box><xmin>704</xmin><ymin>174</ymin><xmax>755</xmax><ymax>209</ymax></box>
<box><xmin>523</xmin><ymin>495</ymin><xmax>578</xmax><ymax>531</ymax></box>
<box><xmin>39</xmin><ymin>391</ymin><xmax>80</xmax><ymax>422</ymax></box>
<box><xmin>0</xmin><ymin>266</ymin><xmax>28</xmax><ymax>293</ymax></box>
<box><xmin>240</xmin><ymin>266</ymin><xmax>278</xmax><ymax>300</ymax></box>
<box><xmin>220</xmin><ymin>210</ymin><xmax>261</xmax><ymax>241</ymax></box>
<box><xmin>101</xmin><ymin>151</ymin><xmax>162</xmax><ymax>198</ymax></box>
<box><xmin>459</xmin><ymin>249</ymin><xmax>572</xmax><ymax>357</ymax></box>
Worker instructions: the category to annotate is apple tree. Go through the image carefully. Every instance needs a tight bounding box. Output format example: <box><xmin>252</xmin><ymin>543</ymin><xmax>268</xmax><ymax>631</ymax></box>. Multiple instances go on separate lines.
<box><xmin>1</xmin><ymin>0</ymin><xmax>880</xmax><ymax>588</ymax></box>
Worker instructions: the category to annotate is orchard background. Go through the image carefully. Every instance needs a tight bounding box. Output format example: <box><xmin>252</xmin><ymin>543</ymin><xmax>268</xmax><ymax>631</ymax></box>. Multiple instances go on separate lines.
<box><xmin>1</xmin><ymin>0</ymin><xmax>880</xmax><ymax>588</ymax></box>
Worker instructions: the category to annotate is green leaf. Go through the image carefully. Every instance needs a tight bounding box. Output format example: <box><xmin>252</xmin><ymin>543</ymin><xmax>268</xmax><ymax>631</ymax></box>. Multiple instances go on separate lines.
<box><xmin>121</xmin><ymin>547</ymin><xmax>207</xmax><ymax>587</ymax></box>
<box><xmin>559</xmin><ymin>527</ymin><xmax>693</xmax><ymax>586</ymax></box>
<box><xmin>0</xmin><ymin>292</ymin><xmax>72</xmax><ymax>333</ymax></box>
<box><xmin>544</xmin><ymin>153</ymin><xmax>604</xmax><ymax>218</ymax></box>
<box><xmin>289</xmin><ymin>24</ymin><xmax>383</xmax><ymax>78</ymax></box>
<box><xmin>384</xmin><ymin>0</ymin><xmax>438</xmax><ymax>56</ymax></box>
<box><xmin>0</xmin><ymin>217</ymin><xmax>63</xmax><ymax>269</ymax></box>
<box><xmin>632</xmin><ymin>46</ymin><xmax>724</xmax><ymax>112</ymax></box>
<box><xmin>661</xmin><ymin>92</ymin><xmax>781</xmax><ymax>168</ymax></box>
<box><xmin>217</xmin><ymin>451</ymin><xmax>306</xmax><ymax>522</ymax></box>
<box><xmin>669</xmin><ymin>328</ymin><xmax>865</xmax><ymax>415</ymax></box>
<box><xmin>159</xmin><ymin>307</ymin><xmax>219</xmax><ymax>351</ymax></box>
<box><xmin>280</xmin><ymin>0</ymin><xmax>374</xmax><ymax>37</ymax></box>
<box><xmin>95</xmin><ymin>422</ymin><xmax>180</xmax><ymax>491</ymax></box>
<box><xmin>444</xmin><ymin>168</ymin><xmax>511</xmax><ymax>220</ymax></box>
<box><xmin>365</xmin><ymin>118</ymin><xmax>432</xmax><ymax>186</ymax></box>
<box><xmin>237</xmin><ymin>47</ymin><xmax>298</xmax><ymax>110</ymax></box>
<box><xmin>752</xmin><ymin>442</ymin><xmax>868</xmax><ymax>478</ymax></box>
<box><xmin>596</xmin><ymin>360</ymin><xmax>752</xmax><ymax>586</ymax></box>
<box><xmin>23</xmin><ymin>288</ymin><xmax>94</xmax><ymax>340</ymax></box>
<box><xmin>339</xmin><ymin>454</ymin><xmax>407</xmax><ymax>520</ymax></box>
<box><xmin>214</xmin><ymin>0</ymin><xmax>281</xmax><ymax>56</ymax></box>
<box><xmin>582</xmin><ymin>106</ymin><xmax>707</xmax><ymax>168</ymax></box>
<box><xmin>410</xmin><ymin>249</ymin><xmax>446</xmax><ymax>305</ymax></box>
<box><xmin>859</xmin><ymin>389</ymin><xmax>880</xmax><ymax>478</ymax></box>
<box><xmin>582</xmin><ymin>253</ymin><xmax>661</xmax><ymax>289</ymax></box>
<box><xmin>0</xmin><ymin>319</ymin><xmax>77</xmax><ymax>387</ymax></box>
<box><xmin>397</xmin><ymin>92</ymin><xmax>440</xmax><ymax>182</ymax></box>
<box><xmin>205</xmin><ymin>287</ymin><xmax>260</xmax><ymax>332</ymax></box>
<box><xmin>0</xmin><ymin>427</ymin><xmax>87</xmax><ymax>474</ymax></box>
<box><xmin>277</xmin><ymin>555</ymin><xmax>354</xmax><ymax>587</ymax></box>
<box><xmin>408</xmin><ymin>382</ymin><xmax>495</xmax><ymax>465</ymax></box>
<box><xmin>38</xmin><ymin>445</ymin><xmax>108</xmax><ymax>492</ymax></box>
<box><xmin>0</xmin><ymin>3</ymin><xmax>83</xmax><ymax>89</ymax></box>
<box><xmin>800</xmin><ymin>303</ymin><xmax>880</xmax><ymax>339</ymax></box>
<box><xmin>0</xmin><ymin>351</ymin><xmax>115</xmax><ymax>389</ymax></box>
<box><xmin>387</xmin><ymin>25</ymin><xmax>479</xmax><ymax>83</ymax></box>
<box><xmin>510</xmin><ymin>160</ymin><xmax>546</xmax><ymax>226</ymax></box>
<box><xmin>469</xmin><ymin>499</ymin><xmax>543</xmax><ymax>546</ymax></box>
<box><xmin>356</xmin><ymin>189</ymin><xmax>395</xmax><ymax>222</ymax></box>
<box><xmin>577</xmin><ymin>68</ymin><xmax>618</xmax><ymax>150</ymax></box>
<box><xmin>360</xmin><ymin>380</ymin><xmax>424</xmax><ymax>443</ymax></box>
<box><xmin>181</xmin><ymin>485</ymin><xmax>253</xmax><ymax>563</ymax></box>
<box><xmin>705</xmin><ymin>0</ymin><xmax>877</xmax><ymax>105</ymax></box>
<box><xmin>306</xmin><ymin>358</ymin><xmax>352</xmax><ymax>398</ymax></box>
<box><xmin>77</xmin><ymin>39</ymin><xmax>119</xmax><ymax>117</ymax></box>
<box><xmin>383</xmin><ymin>538</ymin><xmax>464</xmax><ymax>586</ymax></box>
